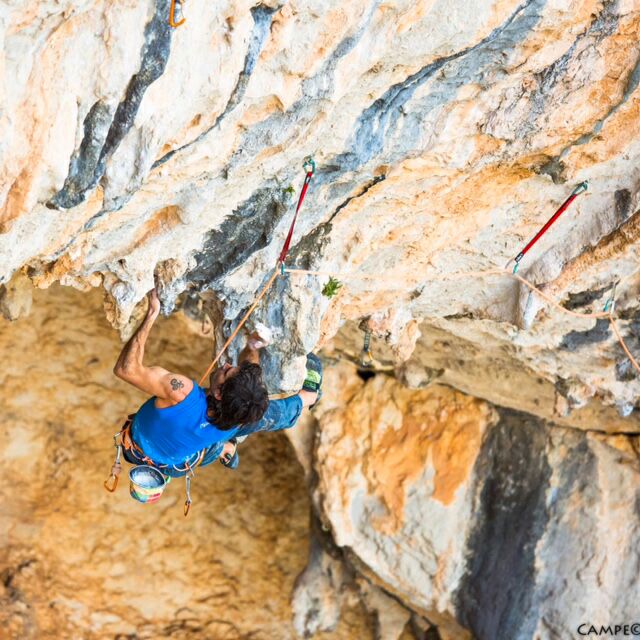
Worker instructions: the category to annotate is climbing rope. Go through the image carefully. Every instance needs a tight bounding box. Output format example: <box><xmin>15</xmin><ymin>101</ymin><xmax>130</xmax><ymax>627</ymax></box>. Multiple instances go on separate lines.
<box><xmin>169</xmin><ymin>0</ymin><xmax>186</xmax><ymax>28</ymax></box>
<box><xmin>609</xmin><ymin>313</ymin><xmax>640</xmax><ymax>374</ymax></box>
<box><xmin>197</xmin><ymin>158</ymin><xmax>316</xmax><ymax>386</ymax></box>
<box><xmin>510</xmin><ymin>181</ymin><xmax>588</xmax><ymax>273</ymax></box>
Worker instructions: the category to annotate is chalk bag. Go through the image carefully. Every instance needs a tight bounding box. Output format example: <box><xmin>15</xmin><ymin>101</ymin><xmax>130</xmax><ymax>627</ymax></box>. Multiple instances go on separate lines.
<box><xmin>128</xmin><ymin>465</ymin><xmax>168</xmax><ymax>504</ymax></box>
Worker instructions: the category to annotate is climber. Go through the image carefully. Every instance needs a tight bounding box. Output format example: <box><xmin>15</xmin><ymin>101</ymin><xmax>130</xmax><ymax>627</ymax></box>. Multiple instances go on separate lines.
<box><xmin>112</xmin><ymin>289</ymin><xmax>321</xmax><ymax>475</ymax></box>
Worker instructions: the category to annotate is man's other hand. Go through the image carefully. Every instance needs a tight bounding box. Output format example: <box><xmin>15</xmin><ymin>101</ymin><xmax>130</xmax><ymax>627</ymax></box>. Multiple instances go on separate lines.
<box><xmin>247</xmin><ymin>332</ymin><xmax>267</xmax><ymax>350</ymax></box>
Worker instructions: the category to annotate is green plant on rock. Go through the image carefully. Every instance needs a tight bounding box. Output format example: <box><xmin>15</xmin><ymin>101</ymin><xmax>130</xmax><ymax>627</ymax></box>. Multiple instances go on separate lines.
<box><xmin>322</xmin><ymin>277</ymin><xmax>343</xmax><ymax>299</ymax></box>
<box><xmin>284</xmin><ymin>185</ymin><xmax>295</xmax><ymax>196</ymax></box>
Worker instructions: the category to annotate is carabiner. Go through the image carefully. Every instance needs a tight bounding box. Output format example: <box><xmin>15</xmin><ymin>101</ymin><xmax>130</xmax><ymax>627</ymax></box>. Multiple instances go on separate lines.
<box><xmin>169</xmin><ymin>0</ymin><xmax>186</xmax><ymax>28</ymax></box>
<box><xmin>302</xmin><ymin>156</ymin><xmax>316</xmax><ymax>176</ymax></box>
<box><xmin>184</xmin><ymin>473</ymin><xmax>193</xmax><ymax>517</ymax></box>
<box><xmin>359</xmin><ymin>330</ymin><xmax>374</xmax><ymax>368</ymax></box>
<box><xmin>104</xmin><ymin>470</ymin><xmax>120</xmax><ymax>493</ymax></box>
<box><xmin>604</xmin><ymin>281</ymin><xmax>618</xmax><ymax>313</ymax></box>
<box><xmin>512</xmin><ymin>251</ymin><xmax>524</xmax><ymax>274</ymax></box>
<box><xmin>104</xmin><ymin>435</ymin><xmax>123</xmax><ymax>492</ymax></box>
<box><xmin>572</xmin><ymin>180</ymin><xmax>589</xmax><ymax>196</ymax></box>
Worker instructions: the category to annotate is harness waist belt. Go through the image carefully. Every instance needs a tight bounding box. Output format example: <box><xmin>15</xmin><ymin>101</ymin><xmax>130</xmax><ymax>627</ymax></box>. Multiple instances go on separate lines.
<box><xmin>121</xmin><ymin>415</ymin><xmax>206</xmax><ymax>472</ymax></box>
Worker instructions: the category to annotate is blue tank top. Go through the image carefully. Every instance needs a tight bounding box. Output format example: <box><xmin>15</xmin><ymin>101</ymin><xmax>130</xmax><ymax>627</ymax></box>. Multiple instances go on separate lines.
<box><xmin>131</xmin><ymin>383</ymin><xmax>238</xmax><ymax>465</ymax></box>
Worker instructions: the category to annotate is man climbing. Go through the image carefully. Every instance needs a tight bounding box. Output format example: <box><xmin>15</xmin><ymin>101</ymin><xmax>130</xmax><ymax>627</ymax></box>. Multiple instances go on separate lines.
<box><xmin>113</xmin><ymin>289</ymin><xmax>321</xmax><ymax>476</ymax></box>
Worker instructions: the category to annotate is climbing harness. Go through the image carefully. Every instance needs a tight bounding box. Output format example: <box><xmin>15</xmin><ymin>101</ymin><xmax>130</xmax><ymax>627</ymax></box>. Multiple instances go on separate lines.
<box><xmin>511</xmin><ymin>181</ymin><xmax>588</xmax><ymax>273</ymax></box>
<box><xmin>169</xmin><ymin>0</ymin><xmax>186</xmax><ymax>28</ymax></box>
<box><xmin>360</xmin><ymin>329</ymin><xmax>374</xmax><ymax>368</ymax></box>
<box><xmin>104</xmin><ymin>415</ymin><xmax>205</xmax><ymax>516</ymax></box>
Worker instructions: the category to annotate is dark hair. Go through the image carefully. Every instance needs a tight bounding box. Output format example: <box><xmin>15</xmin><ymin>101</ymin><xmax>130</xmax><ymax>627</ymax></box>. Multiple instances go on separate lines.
<box><xmin>207</xmin><ymin>362</ymin><xmax>269</xmax><ymax>429</ymax></box>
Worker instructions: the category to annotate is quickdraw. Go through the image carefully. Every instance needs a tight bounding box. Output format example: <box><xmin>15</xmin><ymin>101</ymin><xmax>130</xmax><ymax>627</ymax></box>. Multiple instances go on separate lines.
<box><xmin>169</xmin><ymin>0</ymin><xmax>186</xmax><ymax>28</ymax></box>
<box><xmin>511</xmin><ymin>181</ymin><xmax>588</xmax><ymax>273</ymax></box>
<box><xmin>279</xmin><ymin>157</ymin><xmax>316</xmax><ymax>265</ymax></box>
<box><xmin>104</xmin><ymin>431</ymin><xmax>123</xmax><ymax>492</ymax></box>
<box><xmin>360</xmin><ymin>329</ymin><xmax>374</xmax><ymax>368</ymax></box>
<box><xmin>184</xmin><ymin>472</ymin><xmax>193</xmax><ymax>517</ymax></box>
<box><xmin>174</xmin><ymin>457</ymin><xmax>200</xmax><ymax>518</ymax></box>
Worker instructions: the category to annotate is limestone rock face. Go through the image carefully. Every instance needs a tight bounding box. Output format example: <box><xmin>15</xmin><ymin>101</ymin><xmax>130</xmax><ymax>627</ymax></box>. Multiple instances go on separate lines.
<box><xmin>3</xmin><ymin>290</ymin><xmax>638</xmax><ymax>639</ymax></box>
<box><xmin>1</xmin><ymin>0</ymin><xmax>639</xmax><ymax>412</ymax></box>
<box><xmin>2</xmin><ymin>2</ymin><xmax>640</xmax><ymax>639</ymax></box>
<box><xmin>302</xmin><ymin>361</ymin><xmax>640</xmax><ymax>640</ymax></box>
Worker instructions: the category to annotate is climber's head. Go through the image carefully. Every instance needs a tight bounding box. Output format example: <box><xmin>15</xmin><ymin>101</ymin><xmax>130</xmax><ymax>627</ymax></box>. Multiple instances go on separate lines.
<box><xmin>207</xmin><ymin>361</ymin><xmax>269</xmax><ymax>429</ymax></box>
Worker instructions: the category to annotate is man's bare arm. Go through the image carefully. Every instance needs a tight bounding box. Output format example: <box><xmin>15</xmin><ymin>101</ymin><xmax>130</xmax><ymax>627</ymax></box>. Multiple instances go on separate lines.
<box><xmin>113</xmin><ymin>293</ymin><xmax>159</xmax><ymax>379</ymax></box>
<box><xmin>113</xmin><ymin>290</ymin><xmax>193</xmax><ymax>402</ymax></box>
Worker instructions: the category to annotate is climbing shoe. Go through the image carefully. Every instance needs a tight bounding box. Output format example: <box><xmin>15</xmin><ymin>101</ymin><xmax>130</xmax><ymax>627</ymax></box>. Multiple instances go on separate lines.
<box><xmin>302</xmin><ymin>353</ymin><xmax>323</xmax><ymax>408</ymax></box>
<box><xmin>220</xmin><ymin>438</ymin><xmax>239</xmax><ymax>470</ymax></box>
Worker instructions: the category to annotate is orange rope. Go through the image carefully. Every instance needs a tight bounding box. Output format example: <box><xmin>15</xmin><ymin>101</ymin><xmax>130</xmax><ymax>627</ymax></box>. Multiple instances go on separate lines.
<box><xmin>509</xmin><ymin>271</ymin><xmax>610</xmax><ymax>320</ymax></box>
<box><xmin>198</xmin><ymin>267</ymin><xmax>280</xmax><ymax>386</ymax></box>
<box><xmin>197</xmin><ymin>257</ymin><xmax>639</xmax><ymax>387</ymax></box>
<box><xmin>617</xmin><ymin>263</ymin><xmax>640</xmax><ymax>291</ymax></box>
<box><xmin>608</xmin><ymin>313</ymin><xmax>640</xmax><ymax>375</ymax></box>
<box><xmin>428</xmin><ymin>268</ymin><xmax>611</xmax><ymax>319</ymax></box>
<box><xmin>286</xmin><ymin>267</ymin><xmax>610</xmax><ymax>319</ymax></box>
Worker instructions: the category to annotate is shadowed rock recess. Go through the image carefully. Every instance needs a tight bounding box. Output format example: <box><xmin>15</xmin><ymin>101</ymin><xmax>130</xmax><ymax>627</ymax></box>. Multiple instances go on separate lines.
<box><xmin>1</xmin><ymin>1</ymin><xmax>640</xmax><ymax>638</ymax></box>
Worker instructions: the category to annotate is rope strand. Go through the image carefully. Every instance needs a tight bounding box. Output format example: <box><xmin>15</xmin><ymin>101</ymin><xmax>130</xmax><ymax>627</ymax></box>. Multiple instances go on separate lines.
<box><xmin>608</xmin><ymin>313</ymin><xmax>640</xmax><ymax>375</ymax></box>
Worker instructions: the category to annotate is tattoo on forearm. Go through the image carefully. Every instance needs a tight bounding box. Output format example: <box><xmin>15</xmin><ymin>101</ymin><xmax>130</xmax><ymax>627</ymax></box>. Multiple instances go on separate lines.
<box><xmin>170</xmin><ymin>378</ymin><xmax>184</xmax><ymax>391</ymax></box>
